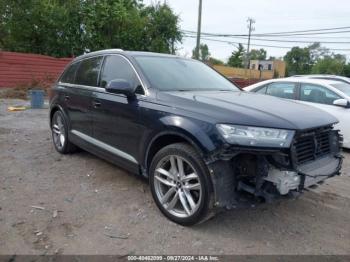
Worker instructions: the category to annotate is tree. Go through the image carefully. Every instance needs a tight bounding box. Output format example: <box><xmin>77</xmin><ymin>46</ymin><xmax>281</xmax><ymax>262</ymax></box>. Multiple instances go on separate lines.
<box><xmin>312</xmin><ymin>54</ymin><xmax>346</xmax><ymax>75</ymax></box>
<box><xmin>343</xmin><ymin>63</ymin><xmax>350</xmax><ymax>77</ymax></box>
<box><xmin>283</xmin><ymin>42</ymin><xmax>339</xmax><ymax>76</ymax></box>
<box><xmin>208</xmin><ymin>57</ymin><xmax>224</xmax><ymax>65</ymax></box>
<box><xmin>248</xmin><ymin>48</ymin><xmax>267</xmax><ymax>60</ymax></box>
<box><xmin>284</xmin><ymin>46</ymin><xmax>313</xmax><ymax>76</ymax></box>
<box><xmin>192</xmin><ymin>44</ymin><xmax>210</xmax><ymax>61</ymax></box>
<box><xmin>227</xmin><ymin>44</ymin><xmax>245</xmax><ymax>68</ymax></box>
<box><xmin>309</xmin><ymin>42</ymin><xmax>329</xmax><ymax>62</ymax></box>
<box><xmin>0</xmin><ymin>0</ymin><xmax>85</xmax><ymax>57</ymax></box>
<box><xmin>0</xmin><ymin>0</ymin><xmax>182</xmax><ymax>57</ymax></box>
<box><xmin>140</xmin><ymin>2</ymin><xmax>182</xmax><ymax>54</ymax></box>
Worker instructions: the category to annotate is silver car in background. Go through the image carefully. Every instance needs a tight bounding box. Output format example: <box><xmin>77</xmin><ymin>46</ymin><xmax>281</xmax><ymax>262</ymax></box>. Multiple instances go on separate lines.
<box><xmin>292</xmin><ymin>74</ymin><xmax>350</xmax><ymax>84</ymax></box>
<box><xmin>246</xmin><ymin>77</ymin><xmax>350</xmax><ymax>148</ymax></box>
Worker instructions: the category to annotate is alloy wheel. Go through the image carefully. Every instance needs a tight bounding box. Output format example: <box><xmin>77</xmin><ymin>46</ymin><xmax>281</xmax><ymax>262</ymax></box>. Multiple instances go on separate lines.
<box><xmin>154</xmin><ymin>155</ymin><xmax>202</xmax><ymax>218</ymax></box>
<box><xmin>52</xmin><ymin>113</ymin><xmax>66</xmax><ymax>150</ymax></box>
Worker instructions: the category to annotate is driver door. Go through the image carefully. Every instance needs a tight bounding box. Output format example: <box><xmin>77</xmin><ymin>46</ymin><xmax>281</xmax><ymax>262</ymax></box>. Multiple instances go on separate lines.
<box><xmin>91</xmin><ymin>55</ymin><xmax>144</xmax><ymax>171</ymax></box>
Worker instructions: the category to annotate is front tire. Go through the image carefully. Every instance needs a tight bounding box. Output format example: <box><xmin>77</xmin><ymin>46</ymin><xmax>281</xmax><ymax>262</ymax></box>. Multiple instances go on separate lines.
<box><xmin>51</xmin><ymin>110</ymin><xmax>76</xmax><ymax>154</ymax></box>
<box><xmin>149</xmin><ymin>143</ymin><xmax>213</xmax><ymax>226</ymax></box>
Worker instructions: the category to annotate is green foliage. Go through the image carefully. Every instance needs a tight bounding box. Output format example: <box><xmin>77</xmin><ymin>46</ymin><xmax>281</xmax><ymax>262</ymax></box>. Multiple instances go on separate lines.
<box><xmin>209</xmin><ymin>57</ymin><xmax>224</xmax><ymax>65</ymax></box>
<box><xmin>0</xmin><ymin>0</ymin><xmax>182</xmax><ymax>57</ymax></box>
<box><xmin>312</xmin><ymin>54</ymin><xmax>346</xmax><ymax>75</ymax></box>
<box><xmin>284</xmin><ymin>42</ymin><xmax>350</xmax><ymax>76</ymax></box>
<box><xmin>249</xmin><ymin>48</ymin><xmax>267</xmax><ymax>60</ymax></box>
<box><xmin>140</xmin><ymin>2</ymin><xmax>182</xmax><ymax>54</ymax></box>
<box><xmin>284</xmin><ymin>46</ymin><xmax>313</xmax><ymax>75</ymax></box>
<box><xmin>192</xmin><ymin>44</ymin><xmax>210</xmax><ymax>61</ymax></box>
<box><xmin>343</xmin><ymin>64</ymin><xmax>350</xmax><ymax>77</ymax></box>
<box><xmin>227</xmin><ymin>44</ymin><xmax>245</xmax><ymax>68</ymax></box>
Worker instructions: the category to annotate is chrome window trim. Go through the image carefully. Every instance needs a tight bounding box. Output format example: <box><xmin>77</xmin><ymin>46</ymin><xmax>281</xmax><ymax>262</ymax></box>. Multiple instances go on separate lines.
<box><xmin>71</xmin><ymin>130</ymin><xmax>138</xmax><ymax>164</ymax></box>
<box><xmin>59</xmin><ymin>53</ymin><xmax>149</xmax><ymax>96</ymax></box>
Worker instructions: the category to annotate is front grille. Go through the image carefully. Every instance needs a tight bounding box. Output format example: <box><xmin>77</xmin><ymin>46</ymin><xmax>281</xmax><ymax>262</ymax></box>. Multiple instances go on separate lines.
<box><xmin>293</xmin><ymin>127</ymin><xmax>332</xmax><ymax>165</ymax></box>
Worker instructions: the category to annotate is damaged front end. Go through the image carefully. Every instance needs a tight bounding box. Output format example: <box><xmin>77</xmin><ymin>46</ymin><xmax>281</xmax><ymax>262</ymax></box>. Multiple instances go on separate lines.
<box><xmin>208</xmin><ymin>126</ymin><xmax>343</xmax><ymax>209</ymax></box>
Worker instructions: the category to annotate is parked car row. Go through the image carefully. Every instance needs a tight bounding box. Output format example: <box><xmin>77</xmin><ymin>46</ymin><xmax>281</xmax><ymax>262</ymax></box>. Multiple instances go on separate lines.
<box><xmin>246</xmin><ymin>76</ymin><xmax>350</xmax><ymax>149</ymax></box>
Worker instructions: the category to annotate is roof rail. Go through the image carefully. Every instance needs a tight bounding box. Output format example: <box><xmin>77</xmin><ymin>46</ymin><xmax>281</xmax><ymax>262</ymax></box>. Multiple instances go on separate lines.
<box><xmin>103</xmin><ymin>48</ymin><xmax>124</xmax><ymax>52</ymax></box>
<box><xmin>75</xmin><ymin>49</ymin><xmax>124</xmax><ymax>59</ymax></box>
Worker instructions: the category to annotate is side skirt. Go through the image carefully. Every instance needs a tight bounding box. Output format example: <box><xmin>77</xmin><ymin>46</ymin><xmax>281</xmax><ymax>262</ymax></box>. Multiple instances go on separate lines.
<box><xmin>69</xmin><ymin>130</ymin><xmax>140</xmax><ymax>174</ymax></box>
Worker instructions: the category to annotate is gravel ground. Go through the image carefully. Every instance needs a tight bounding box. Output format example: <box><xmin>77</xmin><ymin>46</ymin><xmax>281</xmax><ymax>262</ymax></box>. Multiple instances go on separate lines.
<box><xmin>0</xmin><ymin>98</ymin><xmax>349</xmax><ymax>255</ymax></box>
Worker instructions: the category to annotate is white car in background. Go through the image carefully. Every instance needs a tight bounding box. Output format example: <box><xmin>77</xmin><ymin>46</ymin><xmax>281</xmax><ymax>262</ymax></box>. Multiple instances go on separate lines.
<box><xmin>246</xmin><ymin>78</ymin><xmax>350</xmax><ymax>148</ymax></box>
<box><xmin>292</xmin><ymin>74</ymin><xmax>350</xmax><ymax>84</ymax></box>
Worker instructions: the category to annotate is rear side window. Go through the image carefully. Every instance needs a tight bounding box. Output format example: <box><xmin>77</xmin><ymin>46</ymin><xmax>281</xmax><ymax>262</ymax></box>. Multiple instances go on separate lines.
<box><xmin>75</xmin><ymin>56</ymin><xmax>104</xmax><ymax>87</ymax></box>
<box><xmin>60</xmin><ymin>62</ymin><xmax>79</xmax><ymax>84</ymax></box>
<box><xmin>255</xmin><ymin>85</ymin><xmax>267</xmax><ymax>94</ymax></box>
<box><xmin>100</xmin><ymin>55</ymin><xmax>142</xmax><ymax>93</ymax></box>
<box><xmin>266</xmin><ymin>82</ymin><xmax>296</xmax><ymax>99</ymax></box>
<box><xmin>300</xmin><ymin>84</ymin><xmax>341</xmax><ymax>105</ymax></box>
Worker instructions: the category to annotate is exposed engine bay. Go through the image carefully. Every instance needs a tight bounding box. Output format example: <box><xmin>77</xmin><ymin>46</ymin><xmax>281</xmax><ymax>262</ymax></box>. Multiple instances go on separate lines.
<box><xmin>208</xmin><ymin>127</ymin><xmax>343</xmax><ymax>209</ymax></box>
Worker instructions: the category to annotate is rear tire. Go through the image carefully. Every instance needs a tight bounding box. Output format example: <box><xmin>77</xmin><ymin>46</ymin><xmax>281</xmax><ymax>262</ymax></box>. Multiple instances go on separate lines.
<box><xmin>149</xmin><ymin>143</ymin><xmax>214</xmax><ymax>226</ymax></box>
<box><xmin>51</xmin><ymin>110</ymin><xmax>77</xmax><ymax>154</ymax></box>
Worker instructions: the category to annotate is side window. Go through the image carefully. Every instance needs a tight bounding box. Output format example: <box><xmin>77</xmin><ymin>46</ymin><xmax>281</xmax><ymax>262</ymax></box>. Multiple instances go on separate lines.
<box><xmin>300</xmin><ymin>84</ymin><xmax>341</xmax><ymax>105</ymax></box>
<box><xmin>100</xmin><ymin>55</ymin><xmax>143</xmax><ymax>94</ymax></box>
<box><xmin>75</xmin><ymin>56</ymin><xmax>103</xmax><ymax>87</ymax></box>
<box><xmin>266</xmin><ymin>82</ymin><xmax>296</xmax><ymax>99</ymax></box>
<box><xmin>60</xmin><ymin>62</ymin><xmax>79</xmax><ymax>84</ymax></box>
<box><xmin>255</xmin><ymin>85</ymin><xmax>267</xmax><ymax>94</ymax></box>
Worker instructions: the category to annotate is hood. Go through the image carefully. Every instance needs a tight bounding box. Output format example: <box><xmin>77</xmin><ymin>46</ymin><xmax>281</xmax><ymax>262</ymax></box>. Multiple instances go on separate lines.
<box><xmin>157</xmin><ymin>91</ymin><xmax>338</xmax><ymax>130</ymax></box>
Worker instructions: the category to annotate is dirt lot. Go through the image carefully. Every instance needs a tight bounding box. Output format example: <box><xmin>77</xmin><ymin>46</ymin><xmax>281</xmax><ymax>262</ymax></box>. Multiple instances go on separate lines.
<box><xmin>0</xmin><ymin>98</ymin><xmax>349</xmax><ymax>255</ymax></box>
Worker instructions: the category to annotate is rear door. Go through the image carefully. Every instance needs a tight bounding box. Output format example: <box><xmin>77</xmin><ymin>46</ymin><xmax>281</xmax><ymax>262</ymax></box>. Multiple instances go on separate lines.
<box><xmin>91</xmin><ymin>54</ymin><xmax>145</xmax><ymax>171</ymax></box>
<box><xmin>265</xmin><ymin>82</ymin><xmax>298</xmax><ymax>100</ymax></box>
<box><xmin>297</xmin><ymin>83</ymin><xmax>348</xmax><ymax>144</ymax></box>
<box><xmin>64</xmin><ymin>56</ymin><xmax>104</xmax><ymax>137</ymax></box>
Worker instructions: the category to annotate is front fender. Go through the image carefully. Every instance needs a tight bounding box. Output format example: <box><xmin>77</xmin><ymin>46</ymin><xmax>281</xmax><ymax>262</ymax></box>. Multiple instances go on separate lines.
<box><xmin>141</xmin><ymin>115</ymin><xmax>217</xmax><ymax>172</ymax></box>
<box><xmin>159</xmin><ymin>115</ymin><xmax>216</xmax><ymax>153</ymax></box>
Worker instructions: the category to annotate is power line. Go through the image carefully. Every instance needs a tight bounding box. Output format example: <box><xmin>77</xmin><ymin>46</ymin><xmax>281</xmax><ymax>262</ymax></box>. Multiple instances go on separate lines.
<box><xmin>183</xmin><ymin>35</ymin><xmax>350</xmax><ymax>51</ymax></box>
<box><xmin>236</xmin><ymin>35</ymin><xmax>350</xmax><ymax>39</ymax></box>
<box><xmin>208</xmin><ymin>36</ymin><xmax>350</xmax><ymax>44</ymax></box>
<box><xmin>254</xmin><ymin>30</ymin><xmax>350</xmax><ymax>37</ymax></box>
<box><xmin>183</xmin><ymin>30</ymin><xmax>350</xmax><ymax>40</ymax></box>
<box><xmin>183</xmin><ymin>30</ymin><xmax>350</xmax><ymax>44</ymax></box>
<box><xmin>183</xmin><ymin>29</ymin><xmax>350</xmax><ymax>37</ymax></box>
<box><xmin>245</xmin><ymin>26</ymin><xmax>350</xmax><ymax>35</ymax></box>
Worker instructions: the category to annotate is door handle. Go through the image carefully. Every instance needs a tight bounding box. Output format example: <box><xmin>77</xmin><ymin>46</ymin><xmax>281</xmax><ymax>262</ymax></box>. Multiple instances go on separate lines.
<box><xmin>93</xmin><ymin>100</ymin><xmax>101</xmax><ymax>108</ymax></box>
<box><xmin>64</xmin><ymin>95</ymin><xmax>70</xmax><ymax>101</ymax></box>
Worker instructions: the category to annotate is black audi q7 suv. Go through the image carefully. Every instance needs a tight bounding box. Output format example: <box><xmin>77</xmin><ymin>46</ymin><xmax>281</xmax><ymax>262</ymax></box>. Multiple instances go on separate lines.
<box><xmin>50</xmin><ymin>49</ymin><xmax>343</xmax><ymax>225</ymax></box>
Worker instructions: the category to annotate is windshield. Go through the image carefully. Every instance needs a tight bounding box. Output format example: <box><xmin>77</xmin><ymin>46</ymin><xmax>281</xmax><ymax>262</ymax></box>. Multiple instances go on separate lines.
<box><xmin>330</xmin><ymin>83</ymin><xmax>350</xmax><ymax>96</ymax></box>
<box><xmin>134</xmin><ymin>56</ymin><xmax>239</xmax><ymax>92</ymax></box>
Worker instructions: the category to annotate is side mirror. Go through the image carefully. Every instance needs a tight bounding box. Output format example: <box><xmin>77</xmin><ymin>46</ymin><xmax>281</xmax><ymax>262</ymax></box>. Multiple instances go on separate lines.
<box><xmin>333</xmin><ymin>98</ymin><xmax>349</xmax><ymax>108</ymax></box>
<box><xmin>105</xmin><ymin>79</ymin><xmax>135</xmax><ymax>97</ymax></box>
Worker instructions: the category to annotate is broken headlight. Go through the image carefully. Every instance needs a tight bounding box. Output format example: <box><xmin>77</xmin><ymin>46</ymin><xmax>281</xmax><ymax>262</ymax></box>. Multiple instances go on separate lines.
<box><xmin>216</xmin><ymin>124</ymin><xmax>295</xmax><ymax>148</ymax></box>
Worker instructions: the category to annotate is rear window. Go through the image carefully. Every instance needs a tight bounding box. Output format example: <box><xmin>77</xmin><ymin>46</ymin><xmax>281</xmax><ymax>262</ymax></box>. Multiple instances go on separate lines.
<box><xmin>330</xmin><ymin>83</ymin><xmax>350</xmax><ymax>96</ymax></box>
<box><xmin>266</xmin><ymin>82</ymin><xmax>296</xmax><ymax>99</ymax></box>
<box><xmin>75</xmin><ymin>56</ymin><xmax>104</xmax><ymax>87</ymax></box>
<box><xmin>60</xmin><ymin>62</ymin><xmax>79</xmax><ymax>84</ymax></box>
<box><xmin>255</xmin><ymin>85</ymin><xmax>267</xmax><ymax>94</ymax></box>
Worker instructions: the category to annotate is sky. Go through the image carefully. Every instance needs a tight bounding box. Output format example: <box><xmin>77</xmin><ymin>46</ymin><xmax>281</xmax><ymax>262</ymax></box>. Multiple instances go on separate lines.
<box><xmin>144</xmin><ymin>0</ymin><xmax>350</xmax><ymax>62</ymax></box>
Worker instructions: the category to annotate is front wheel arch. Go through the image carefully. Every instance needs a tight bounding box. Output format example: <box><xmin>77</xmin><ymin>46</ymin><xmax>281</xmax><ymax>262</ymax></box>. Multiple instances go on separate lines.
<box><xmin>144</xmin><ymin>131</ymin><xmax>208</xmax><ymax>175</ymax></box>
<box><xmin>49</xmin><ymin>104</ymin><xmax>69</xmax><ymax>128</ymax></box>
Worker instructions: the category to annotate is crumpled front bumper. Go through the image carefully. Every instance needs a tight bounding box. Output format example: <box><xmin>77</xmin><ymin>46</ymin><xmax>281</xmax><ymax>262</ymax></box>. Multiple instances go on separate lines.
<box><xmin>207</xmin><ymin>153</ymin><xmax>343</xmax><ymax>209</ymax></box>
<box><xmin>297</xmin><ymin>155</ymin><xmax>343</xmax><ymax>189</ymax></box>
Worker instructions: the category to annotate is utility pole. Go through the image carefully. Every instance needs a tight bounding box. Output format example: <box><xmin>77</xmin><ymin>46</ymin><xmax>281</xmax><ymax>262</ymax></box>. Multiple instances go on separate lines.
<box><xmin>245</xmin><ymin>17</ymin><xmax>255</xmax><ymax>69</ymax></box>
<box><xmin>195</xmin><ymin>0</ymin><xmax>203</xmax><ymax>60</ymax></box>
